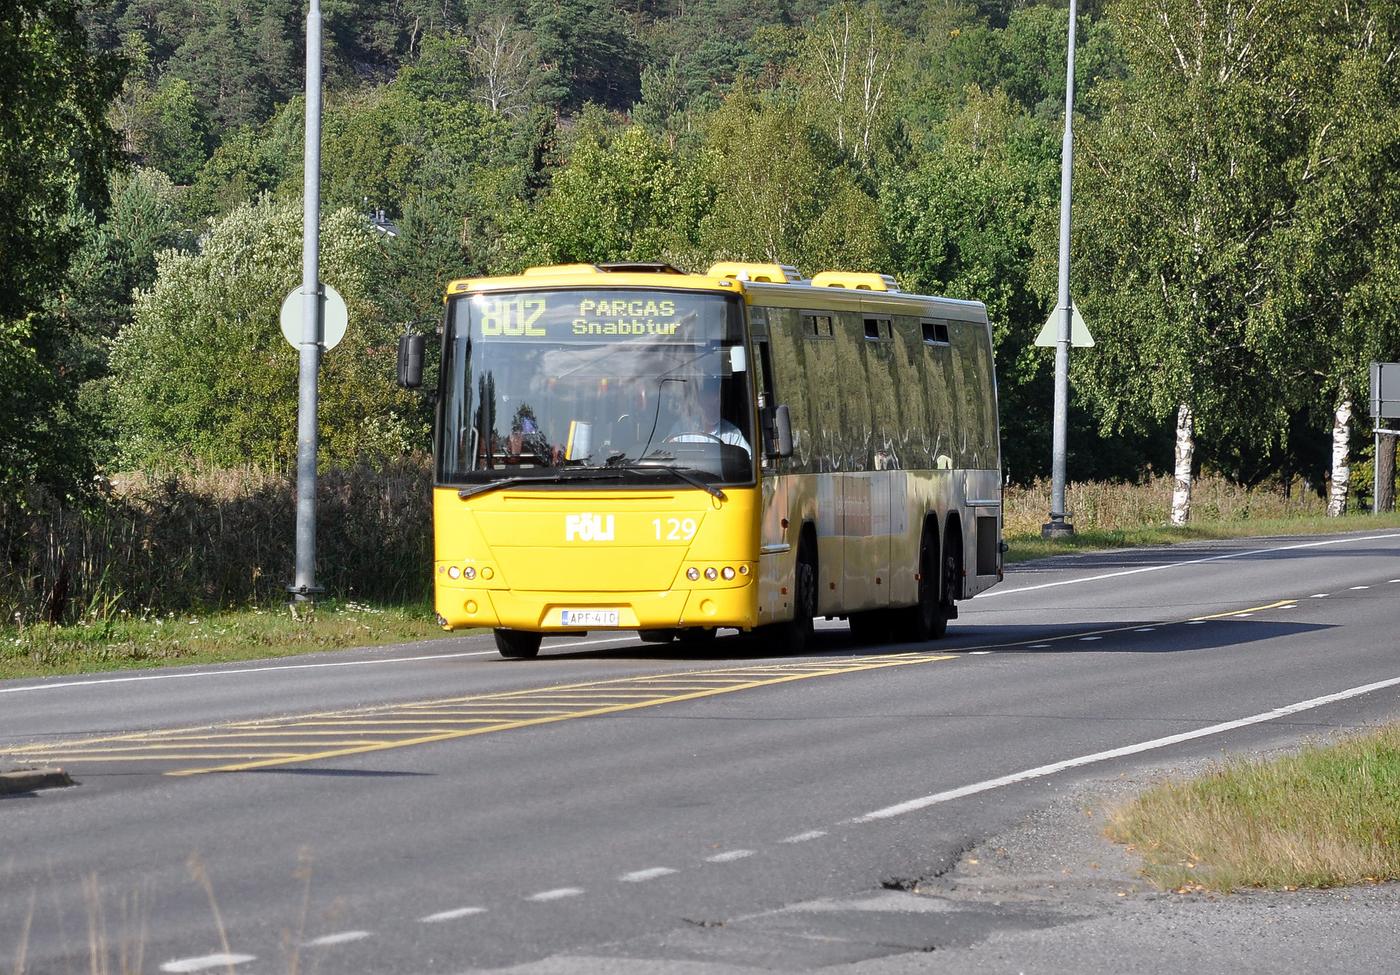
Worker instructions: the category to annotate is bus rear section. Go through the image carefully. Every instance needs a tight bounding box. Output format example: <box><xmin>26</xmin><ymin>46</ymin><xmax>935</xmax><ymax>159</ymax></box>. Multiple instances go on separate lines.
<box><xmin>427</xmin><ymin>269</ymin><xmax>762</xmax><ymax>656</ymax></box>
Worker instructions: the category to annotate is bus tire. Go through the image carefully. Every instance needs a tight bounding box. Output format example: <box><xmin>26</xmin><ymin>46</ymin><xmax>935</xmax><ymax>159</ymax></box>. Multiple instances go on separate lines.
<box><xmin>782</xmin><ymin>534</ymin><xmax>818</xmax><ymax>653</ymax></box>
<box><xmin>939</xmin><ymin>534</ymin><xmax>962</xmax><ymax>631</ymax></box>
<box><xmin>494</xmin><ymin>628</ymin><xmax>542</xmax><ymax>658</ymax></box>
<box><xmin>898</xmin><ymin>524</ymin><xmax>947</xmax><ymax>642</ymax></box>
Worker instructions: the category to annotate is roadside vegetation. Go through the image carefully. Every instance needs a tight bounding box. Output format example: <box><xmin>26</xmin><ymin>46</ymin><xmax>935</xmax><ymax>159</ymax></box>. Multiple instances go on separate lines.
<box><xmin>2</xmin><ymin>470</ymin><xmax>1397</xmax><ymax>678</ymax></box>
<box><xmin>1107</xmin><ymin>728</ymin><xmax>1400</xmax><ymax>891</ymax></box>
<box><xmin>0</xmin><ymin>600</ymin><xmax>452</xmax><ymax>681</ymax></box>
<box><xmin>1001</xmin><ymin>476</ymin><xmax>1400</xmax><ymax>562</ymax></box>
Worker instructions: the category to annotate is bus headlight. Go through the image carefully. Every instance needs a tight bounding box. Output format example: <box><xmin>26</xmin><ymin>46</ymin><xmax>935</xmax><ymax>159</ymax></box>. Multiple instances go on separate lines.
<box><xmin>704</xmin><ymin>567</ymin><xmax>718</xmax><ymax>581</ymax></box>
<box><xmin>463</xmin><ymin>566</ymin><xmax>477</xmax><ymax>580</ymax></box>
<box><xmin>687</xmin><ymin>567</ymin><xmax>700</xmax><ymax>581</ymax></box>
<box><xmin>447</xmin><ymin>566</ymin><xmax>461</xmax><ymax>579</ymax></box>
<box><xmin>721</xmin><ymin>566</ymin><xmax>736</xmax><ymax>580</ymax></box>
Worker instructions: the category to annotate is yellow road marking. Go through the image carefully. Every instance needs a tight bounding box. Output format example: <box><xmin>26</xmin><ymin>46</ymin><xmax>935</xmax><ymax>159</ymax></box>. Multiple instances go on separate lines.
<box><xmin>1187</xmin><ymin>599</ymin><xmax>1297</xmax><ymax>622</ymax></box>
<box><xmin>168</xmin><ymin>656</ymin><xmax>956</xmax><ymax>776</ymax></box>
<box><xmin>2</xmin><ymin>598</ymin><xmax>1306</xmax><ymax>776</ymax></box>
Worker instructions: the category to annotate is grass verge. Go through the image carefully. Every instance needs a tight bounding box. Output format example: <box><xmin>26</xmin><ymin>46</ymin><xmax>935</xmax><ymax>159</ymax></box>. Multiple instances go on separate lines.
<box><xmin>0</xmin><ymin>600</ymin><xmax>457</xmax><ymax>681</ymax></box>
<box><xmin>1106</xmin><ymin>727</ymin><xmax>1400</xmax><ymax>892</ymax></box>
<box><xmin>1004</xmin><ymin>511</ymin><xmax>1400</xmax><ymax>564</ymax></box>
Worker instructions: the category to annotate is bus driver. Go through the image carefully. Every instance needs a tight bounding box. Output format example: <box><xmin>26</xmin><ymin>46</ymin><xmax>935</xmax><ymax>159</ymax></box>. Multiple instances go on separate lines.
<box><xmin>667</xmin><ymin>376</ymin><xmax>751</xmax><ymax>456</ymax></box>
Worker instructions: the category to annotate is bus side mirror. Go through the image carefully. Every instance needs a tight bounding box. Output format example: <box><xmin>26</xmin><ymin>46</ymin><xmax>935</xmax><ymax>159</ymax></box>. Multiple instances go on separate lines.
<box><xmin>397</xmin><ymin>332</ymin><xmax>425</xmax><ymax>389</ymax></box>
<box><xmin>773</xmin><ymin>404</ymin><xmax>793</xmax><ymax>458</ymax></box>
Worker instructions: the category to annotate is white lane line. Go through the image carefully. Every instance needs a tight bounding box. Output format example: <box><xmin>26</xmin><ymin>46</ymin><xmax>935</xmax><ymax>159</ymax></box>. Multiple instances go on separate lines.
<box><xmin>160</xmin><ymin>954</ymin><xmax>256</xmax><ymax>973</ymax></box>
<box><xmin>619</xmin><ymin>867</ymin><xmax>677</xmax><ymax>883</ymax></box>
<box><xmin>1134</xmin><ymin>627</ymin><xmax>1156</xmax><ymax>633</ymax></box>
<box><xmin>1185</xmin><ymin>620</ymin><xmax>1207</xmax><ymax>625</ymax></box>
<box><xmin>979</xmin><ymin>532</ymin><xmax>1400</xmax><ymax>599</ymax></box>
<box><xmin>0</xmin><ymin>650</ymin><xmax>494</xmax><ymax>694</ymax></box>
<box><xmin>780</xmin><ymin>830</ymin><xmax>827</xmax><ymax>844</ymax></box>
<box><xmin>1234</xmin><ymin>613</ymin><xmax>1254</xmax><ymax>618</ymax></box>
<box><xmin>0</xmin><ymin>634</ymin><xmax>651</xmax><ymax>696</ymax></box>
<box><xmin>1028</xmin><ymin>644</ymin><xmax>1051</xmax><ymax>649</ymax></box>
<box><xmin>706</xmin><ymin>849</ymin><xmax>754</xmax><ymax>863</ymax></box>
<box><xmin>1350</xmin><ymin>586</ymin><xmax>1370</xmax><ymax>591</ymax></box>
<box><xmin>528</xmin><ymin>887</ymin><xmax>584</xmax><ymax>902</ymax></box>
<box><xmin>420</xmin><ymin>906</ymin><xmax>486</xmax><ymax>923</ymax></box>
<box><xmin>850</xmin><ymin>673</ymin><xmax>1400</xmax><ymax>825</ymax></box>
<box><xmin>969</xmin><ymin>650</ymin><xmax>993</xmax><ymax>655</ymax></box>
<box><xmin>1311</xmin><ymin>593</ymin><xmax>1330</xmax><ymax>598</ymax></box>
<box><xmin>303</xmin><ymin>931</ymin><xmax>371</xmax><ymax>947</ymax></box>
<box><xmin>1079</xmin><ymin>636</ymin><xmax>1102</xmax><ymax>642</ymax></box>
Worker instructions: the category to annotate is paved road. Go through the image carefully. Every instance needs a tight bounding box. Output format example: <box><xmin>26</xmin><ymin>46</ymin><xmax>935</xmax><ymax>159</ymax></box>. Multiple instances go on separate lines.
<box><xmin>3</xmin><ymin>530</ymin><xmax>1399</xmax><ymax>973</ymax></box>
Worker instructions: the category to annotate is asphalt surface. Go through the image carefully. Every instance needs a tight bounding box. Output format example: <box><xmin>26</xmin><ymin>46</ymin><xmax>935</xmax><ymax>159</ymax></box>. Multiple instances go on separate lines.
<box><xmin>3</xmin><ymin>529</ymin><xmax>1399</xmax><ymax>973</ymax></box>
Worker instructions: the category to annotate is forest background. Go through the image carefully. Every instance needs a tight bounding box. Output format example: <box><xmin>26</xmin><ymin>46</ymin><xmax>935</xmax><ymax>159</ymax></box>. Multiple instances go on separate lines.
<box><xmin>3</xmin><ymin>0</ymin><xmax>1399</xmax><ymax>623</ymax></box>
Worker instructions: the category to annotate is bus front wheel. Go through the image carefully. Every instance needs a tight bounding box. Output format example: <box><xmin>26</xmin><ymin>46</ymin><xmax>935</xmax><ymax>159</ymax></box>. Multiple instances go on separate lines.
<box><xmin>782</xmin><ymin>537</ymin><xmax>818</xmax><ymax>653</ymax></box>
<box><xmin>494</xmin><ymin>628</ymin><xmax>542</xmax><ymax>659</ymax></box>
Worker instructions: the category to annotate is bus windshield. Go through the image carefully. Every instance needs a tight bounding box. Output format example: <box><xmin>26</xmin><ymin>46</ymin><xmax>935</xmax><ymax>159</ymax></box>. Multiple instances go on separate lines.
<box><xmin>438</xmin><ymin>288</ymin><xmax>754</xmax><ymax>487</ymax></box>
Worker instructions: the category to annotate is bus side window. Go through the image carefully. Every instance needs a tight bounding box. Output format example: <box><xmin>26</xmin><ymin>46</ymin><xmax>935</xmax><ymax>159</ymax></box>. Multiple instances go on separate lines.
<box><xmin>755</xmin><ymin>338</ymin><xmax>779</xmax><ymax>461</ymax></box>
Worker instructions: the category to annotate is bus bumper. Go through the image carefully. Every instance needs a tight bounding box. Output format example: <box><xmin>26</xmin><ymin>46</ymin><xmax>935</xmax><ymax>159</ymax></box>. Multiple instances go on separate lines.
<box><xmin>436</xmin><ymin>577</ymin><xmax>758</xmax><ymax>632</ymax></box>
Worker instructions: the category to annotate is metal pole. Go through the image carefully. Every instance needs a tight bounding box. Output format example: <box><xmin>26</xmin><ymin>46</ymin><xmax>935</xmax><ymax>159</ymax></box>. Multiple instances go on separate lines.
<box><xmin>1043</xmin><ymin>0</ymin><xmax>1078</xmax><ymax>539</ymax></box>
<box><xmin>1376</xmin><ymin>429</ymin><xmax>1382</xmax><ymax>516</ymax></box>
<box><xmin>292</xmin><ymin>0</ymin><xmax>324</xmax><ymax>604</ymax></box>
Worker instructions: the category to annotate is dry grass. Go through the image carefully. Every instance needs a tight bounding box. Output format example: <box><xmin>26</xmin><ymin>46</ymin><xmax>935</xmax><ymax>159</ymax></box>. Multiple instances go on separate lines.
<box><xmin>1106</xmin><ymin>726</ymin><xmax>1400</xmax><ymax>891</ymax></box>
<box><xmin>1001</xmin><ymin>475</ymin><xmax>1400</xmax><ymax>563</ymax></box>
<box><xmin>1002</xmin><ymin>475</ymin><xmax>1331</xmax><ymax>536</ymax></box>
<box><xmin>2</xmin><ymin>458</ymin><xmax>434</xmax><ymax>625</ymax></box>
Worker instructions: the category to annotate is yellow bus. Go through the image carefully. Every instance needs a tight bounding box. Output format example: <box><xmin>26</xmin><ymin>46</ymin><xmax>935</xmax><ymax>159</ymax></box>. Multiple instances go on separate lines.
<box><xmin>397</xmin><ymin>261</ymin><xmax>1003</xmax><ymax>658</ymax></box>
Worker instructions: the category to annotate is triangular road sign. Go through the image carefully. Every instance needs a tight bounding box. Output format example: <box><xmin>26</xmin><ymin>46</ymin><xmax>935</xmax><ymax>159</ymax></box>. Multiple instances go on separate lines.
<box><xmin>1034</xmin><ymin>303</ymin><xmax>1094</xmax><ymax>348</ymax></box>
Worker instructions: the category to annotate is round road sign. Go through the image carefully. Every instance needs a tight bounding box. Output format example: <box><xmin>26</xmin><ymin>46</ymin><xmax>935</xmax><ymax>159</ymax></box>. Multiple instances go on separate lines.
<box><xmin>280</xmin><ymin>284</ymin><xmax>348</xmax><ymax>350</ymax></box>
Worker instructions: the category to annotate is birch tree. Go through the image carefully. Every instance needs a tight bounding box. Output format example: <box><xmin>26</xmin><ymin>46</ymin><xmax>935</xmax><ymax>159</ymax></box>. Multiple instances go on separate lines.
<box><xmin>797</xmin><ymin>2</ymin><xmax>900</xmax><ymax>165</ymax></box>
<box><xmin>1069</xmin><ymin>0</ymin><xmax>1311</xmax><ymax>524</ymax></box>
<box><xmin>1253</xmin><ymin>0</ymin><xmax>1400</xmax><ymax>515</ymax></box>
<box><xmin>468</xmin><ymin>15</ymin><xmax>538</xmax><ymax>117</ymax></box>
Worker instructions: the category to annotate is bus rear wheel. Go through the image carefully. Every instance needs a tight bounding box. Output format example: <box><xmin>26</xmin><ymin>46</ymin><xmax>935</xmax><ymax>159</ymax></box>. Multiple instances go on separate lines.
<box><xmin>898</xmin><ymin>527</ymin><xmax>948</xmax><ymax>642</ymax></box>
<box><xmin>494</xmin><ymin>628</ymin><xmax>542</xmax><ymax>658</ymax></box>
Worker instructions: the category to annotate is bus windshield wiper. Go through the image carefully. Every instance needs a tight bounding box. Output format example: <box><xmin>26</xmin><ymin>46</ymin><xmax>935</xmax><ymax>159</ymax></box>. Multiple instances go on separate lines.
<box><xmin>609</xmin><ymin>461</ymin><xmax>726</xmax><ymax>501</ymax></box>
<box><xmin>456</xmin><ymin>468</ymin><xmax>626</xmax><ymax>500</ymax></box>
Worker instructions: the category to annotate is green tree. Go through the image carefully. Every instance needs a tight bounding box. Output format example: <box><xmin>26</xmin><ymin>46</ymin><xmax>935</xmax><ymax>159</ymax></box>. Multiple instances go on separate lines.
<box><xmin>501</xmin><ymin>118</ymin><xmax>713</xmax><ymax>268</ymax></box>
<box><xmin>1065</xmin><ymin>0</ymin><xmax>1312</xmax><ymax>524</ymax></box>
<box><xmin>526</xmin><ymin>0</ymin><xmax>640</xmax><ymax>109</ymax></box>
<box><xmin>108</xmin><ymin>197</ymin><xmax>426</xmax><ymax>469</ymax></box>
<box><xmin>696</xmin><ymin>93</ymin><xmax>888</xmax><ymax>274</ymax></box>
<box><xmin>1253</xmin><ymin>0</ymin><xmax>1400</xmax><ymax>513</ymax></box>
<box><xmin>136</xmin><ymin>77</ymin><xmax>214</xmax><ymax>183</ymax></box>
<box><xmin>794</xmin><ymin>1</ymin><xmax>902</xmax><ymax>167</ymax></box>
<box><xmin>1</xmin><ymin>0</ymin><xmax>123</xmax><ymax>499</ymax></box>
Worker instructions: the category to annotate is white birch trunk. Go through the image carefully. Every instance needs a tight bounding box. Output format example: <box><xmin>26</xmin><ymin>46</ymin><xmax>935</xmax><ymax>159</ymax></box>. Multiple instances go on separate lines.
<box><xmin>1327</xmin><ymin>392</ymin><xmax>1353</xmax><ymax>517</ymax></box>
<box><xmin>1171</xmin><ymin>401</ymin><xmax>1195</xmax><ymax>526</ymax></box>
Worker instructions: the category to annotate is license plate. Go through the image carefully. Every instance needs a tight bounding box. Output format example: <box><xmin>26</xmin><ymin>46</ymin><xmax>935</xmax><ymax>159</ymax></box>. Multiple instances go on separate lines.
<box><xmin>559</xmin><ymin>609</ymin><xmax>620</xmax><ymax>627</ymax></box>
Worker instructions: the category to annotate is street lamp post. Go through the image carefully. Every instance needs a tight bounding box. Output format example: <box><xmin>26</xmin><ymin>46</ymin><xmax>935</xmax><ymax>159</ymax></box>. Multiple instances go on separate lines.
<box><xmin>290</xmin><ymin>0</ymin><xmax>325</xmax><ymax>604</ymax></box>
<box><xmin>1043</xmin><ymin>0</ymin><xmax>1079</xmax><ymax>540</ymax></box>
